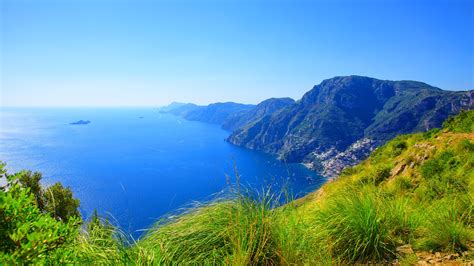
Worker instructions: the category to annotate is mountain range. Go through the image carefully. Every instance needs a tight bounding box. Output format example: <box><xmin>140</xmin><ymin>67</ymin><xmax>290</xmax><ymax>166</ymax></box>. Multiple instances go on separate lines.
<box><xmin>161</xmin><ymin>75</ymin><xmax>473</xmax><ymax>177</ymax></box>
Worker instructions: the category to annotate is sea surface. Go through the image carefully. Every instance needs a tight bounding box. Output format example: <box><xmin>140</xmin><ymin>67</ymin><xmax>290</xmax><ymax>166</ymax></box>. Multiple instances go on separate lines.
<box><xmin>0</xmin><ymin>107</ymin><xmax>326</xmax><ymax>238</ymax></box>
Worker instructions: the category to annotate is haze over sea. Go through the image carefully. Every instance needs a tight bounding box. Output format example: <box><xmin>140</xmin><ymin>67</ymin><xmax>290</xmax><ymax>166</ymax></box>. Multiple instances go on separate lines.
<box><xmin>0</xmin><ymin>107</ymin><xmax>324</xmax><ymax>238</ymax></box>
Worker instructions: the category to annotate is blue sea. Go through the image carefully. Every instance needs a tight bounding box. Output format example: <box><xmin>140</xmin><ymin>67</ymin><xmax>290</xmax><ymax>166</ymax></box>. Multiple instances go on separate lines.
<box><xmin>0</xmin><ymin>107</ymin><xmax>325</xmax><ymax>238</ymax></box>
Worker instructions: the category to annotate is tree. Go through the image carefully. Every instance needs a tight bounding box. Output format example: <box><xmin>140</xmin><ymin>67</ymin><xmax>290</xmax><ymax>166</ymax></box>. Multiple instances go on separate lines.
<box><xmin>16</xmin><ymin>170</ymin><xmax>45</xmax><ymax>210</ymax></box>
<box><xmin>44</xmin><ymin>183</ymin><xmax>81</xmax><ymax>222</ymax></box>
<box><xmin>0</xmin><ymin>172</ymin><xmax>79</xmax><ymax>263</ymax></box>
<box><xmin>2</xmin><ymin>163</ymin><xmax>81</xmax><ymax>222</ymax></box>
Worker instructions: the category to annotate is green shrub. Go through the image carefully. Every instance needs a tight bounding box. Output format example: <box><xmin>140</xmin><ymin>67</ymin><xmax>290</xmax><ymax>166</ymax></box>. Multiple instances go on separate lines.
<box><xmin>43</xmin><ymin>182</ymin><xmax>81</xmax><ymax>222</ymax></box>
<box><xmin>442</xmin><ymin>110</ymin><xmax>474</xmax><ymax>133</ymax></box>
<box><xmin>395</xmin><ymin>176</ymin><xmax>415</xmax><ymax>193</ymax></box>
<box><xmin>419</xmin><ymin>151</ymin><xmax>466</xmax><ymax>199</ymax></box>
<box><xmin>423</xmin><ymin>128</ymin><xmax>441</xmax><ymax>139</ymax></box>
<box><xmin>458</xmin><ymin>139</ymin><xmax>474</xmax><ymax>152</ymax></box>
<box><xmin>0</xmin><ymin>180</ymin><xmax>79</xmax><ymax>264</ymax></box>
<box><xmin>16</xmin><ymin>170</ymin><xmax>45</xmax><ymax>209</ymax></box>
<box><xmin>372</xmin><ymin>165</ymin><xmax>392</xmax><ymax>185</ymax></box>
<box><xmin>389</xmin><ymin>137</ymin><xmax>408</xmax><ymax>157</ymax></box>
<box><xmin>8</xmin><ymin>170</ymin><xmax>81</xmax><ymax>222</ymax></box>
<box><xmin>340</xmin><ymin>166</ymin><xmax>357</xmax><ymax>176</ymax></box>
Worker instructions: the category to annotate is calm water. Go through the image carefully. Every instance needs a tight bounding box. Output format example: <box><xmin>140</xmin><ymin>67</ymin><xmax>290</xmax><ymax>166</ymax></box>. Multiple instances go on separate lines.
<box><xmin>0</xmin><ymin>107</ymin><xmax>325</xmax><ymax>238</ymax></box>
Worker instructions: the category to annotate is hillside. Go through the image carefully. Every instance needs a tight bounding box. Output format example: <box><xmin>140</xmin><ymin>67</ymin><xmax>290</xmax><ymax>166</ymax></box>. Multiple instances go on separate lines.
<box><xmin>160</xmin><ymin>98</ymin><xmax>295</xmax><ymax>131</ymax></box>
<box><xmin>158</xmin><ymin>102</ymin><xmax>199</xmax><ymax>116</ymax></box>
<box><xmin>221</xmin><ymin>97</ymin><xmax>295</xmax><ymax>131</ymax></box>
<box><xmin>228</xmin><ymin>76</ymin><xmax>473</xmax><ymax>177</ymax></box>
<box><xmin>1</xmin><ymin>111</ymin><xmax>473</xmax><ymax>264</ymax></box>
<box><xmin>161</xmin><ymin>102</ymin><xmax>255</xmax><ymax>125</ymax></box>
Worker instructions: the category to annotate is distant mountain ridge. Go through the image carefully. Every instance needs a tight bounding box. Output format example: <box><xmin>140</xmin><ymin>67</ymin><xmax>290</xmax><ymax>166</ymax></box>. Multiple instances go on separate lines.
<box><xmin>222</xmin><ymin>98</ymin><xmax>295</xmax><ymax>131</ymax></box>
<box><xmin>161</xmin><ymin>76</ymin><xmax>473</xmax><ymax>177</ymax></box>
<box><xmin>160</xmin><ymin>99</ymin><xmax>294</xmax><ymax>130</ymax></box>
<box><xmin>184</xmin><ymin>102</ymin><xmax>255</xmax><ymax>125</ymax></box>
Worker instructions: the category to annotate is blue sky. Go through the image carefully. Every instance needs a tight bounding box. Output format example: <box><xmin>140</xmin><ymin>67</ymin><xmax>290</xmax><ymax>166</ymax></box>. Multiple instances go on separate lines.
<box><xmin>1</xmin><ymin>0</ymin><xmax>473</xmax><ymax>107</ymax></box>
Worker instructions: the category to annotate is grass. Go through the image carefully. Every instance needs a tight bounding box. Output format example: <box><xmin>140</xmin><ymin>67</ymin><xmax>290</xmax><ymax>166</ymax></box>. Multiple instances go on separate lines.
<box><xmin>418</xmin><ymin>197</ymin><xmax>473</xmax><ymax>253</ymax></box>
<box><xmin>312</xmin><ymin>186</ymin><xmax>396</xmax><ymax>263</ymax></box>
<box><xmin>137</xmin><ymin>194</ymin><xmax>275</xmax><ymax>264</ymax></box>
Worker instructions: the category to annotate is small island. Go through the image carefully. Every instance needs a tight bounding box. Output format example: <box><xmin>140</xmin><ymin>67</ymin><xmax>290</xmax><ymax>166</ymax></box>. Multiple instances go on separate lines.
<box><xmin>70</xmin><ymin>120</ymin><xmax>91</xmax><ymax>125</ymax></box>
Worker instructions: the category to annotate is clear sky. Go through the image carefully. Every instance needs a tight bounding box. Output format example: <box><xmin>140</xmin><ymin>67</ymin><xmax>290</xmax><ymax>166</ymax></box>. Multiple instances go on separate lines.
<box><xmin>1</xmin><ymin>0</ymin><xmax>473</xmax><ymax>107</ymax></box>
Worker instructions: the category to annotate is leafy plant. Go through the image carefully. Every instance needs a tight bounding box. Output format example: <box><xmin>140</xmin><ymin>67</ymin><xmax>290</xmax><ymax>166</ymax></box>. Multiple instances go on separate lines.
<box><xmin>0</xmin><ymin>174</ymin><xmax>79</xmax><ymax>264</ymax></box>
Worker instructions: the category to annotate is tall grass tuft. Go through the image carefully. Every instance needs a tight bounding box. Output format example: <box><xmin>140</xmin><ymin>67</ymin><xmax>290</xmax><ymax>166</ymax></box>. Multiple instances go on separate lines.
<box><xmin>136</xmin><ymin>189</ymin><xmax>276</xmax><ymax>264</ymax></box>
<box><xmin>272</xmin><ymin>203</ymin><xmax>332</xmax><ymax>264</ymax></box>
<box><xmin>384</xmin><ymin>196</ymin><xmax>423</xmax><ymax>244</ymax></box>
<box><xmin>418</xmin><ymin>197</ymin><xmax>473</xmax><ymax>253</ymax></box>
<box><xmin>74</xmin><ymin>212</ymin><xmax>131</xmax><ymax>263</ymax></box>
<box><xmin>312</xmin><ymin>185</ymin><xmax>396</xmax><ymax>263</ymax></box>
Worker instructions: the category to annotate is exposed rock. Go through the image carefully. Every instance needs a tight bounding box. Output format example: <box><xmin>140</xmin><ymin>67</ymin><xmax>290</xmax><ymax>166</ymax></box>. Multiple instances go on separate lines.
<box><xmin>396</xmin><ymin>244</ymin><xmax>414</xmax><ymax>255</ymax></box>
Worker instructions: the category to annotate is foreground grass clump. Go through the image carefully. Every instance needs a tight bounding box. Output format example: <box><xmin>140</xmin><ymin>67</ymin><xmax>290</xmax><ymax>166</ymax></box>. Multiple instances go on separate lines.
<box><xmin>312</xmin><ymin>186</ymin><xmax>396</xmax><ymax>262</ymax></box>
<box><xmin>1</xmin><ymin>110</ymin><xmax>473</xmax><ymax>264</ymax></box>
<box><xmin>135</xmin><ymin>192</ymin><xmax>276</xmax><ymax>264</ymax></box>
<box><xmin>420</xmin><ymin>197</ymin><xmax>472</xmax><ymax>253</ymax></box>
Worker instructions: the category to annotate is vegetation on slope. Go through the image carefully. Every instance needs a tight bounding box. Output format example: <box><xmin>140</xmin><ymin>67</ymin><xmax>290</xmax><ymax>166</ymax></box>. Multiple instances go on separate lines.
<box><xmin>1</xmin><ymin>111</ymin><xmax>473</xmax><ymax>264</ymax></box>
<box><xmin>228</xmin><ymin>76</ymin><xmax>473</xmax><ymax>176</ymax></box>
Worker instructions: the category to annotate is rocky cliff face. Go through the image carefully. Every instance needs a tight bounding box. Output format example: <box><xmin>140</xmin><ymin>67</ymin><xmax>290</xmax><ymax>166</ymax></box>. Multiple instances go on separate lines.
<box><xmin>227</xmin><ymin>76</ymin><xmax>473</xmax><ymax>177</ymax></box>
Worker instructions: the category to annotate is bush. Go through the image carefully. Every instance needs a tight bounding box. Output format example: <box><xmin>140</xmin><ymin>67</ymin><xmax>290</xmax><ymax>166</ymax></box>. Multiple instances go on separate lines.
<box><xmin>8</xmin><ymin>170</ymin><xmax>81</xmax><ymax>222</ymax></box>
<box><xmin>372</xmin><ymin>165</ymin><xmax>391</xmax><ymax>185</ymax></box>
<box><xmin>423</xmin><ymin>128</ymin><xmax>441</xmax><ymax>139</ymax></box>
<box><xmin>43</xmin><ymin>183</ymin><xmax>80</xmax><ymax>222</ymax></box>
<box><xmin>442</xmin><ymin>110</ymin><xmax>474</xmax><ymax>133</ymax></box>
<box><xmin>418</xmin><ymin>151</ymin><xmax>467</xmax><ymax>199</ymax></box>
<box><xmin>0</xmin><ymin>179</ymin><xmax>79</xmax><ymax>264</ymax></box>
<box><xmin>389</xmin><ymin>137</ymin><xmax>408</xmax><ymax>157</ymax></box>
<box><xmin>458</xmin><ymin>139</ymin><xmax>474</xmax><ymax>153</ymax></box>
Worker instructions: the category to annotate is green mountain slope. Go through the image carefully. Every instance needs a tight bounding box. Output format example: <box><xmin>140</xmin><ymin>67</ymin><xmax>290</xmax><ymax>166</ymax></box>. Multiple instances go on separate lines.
<box><xmin>221</xmin><ymin>97</ymin><xmax>295</xmax><ymax>131</ymax></box>
<box><xmin>158</xmin><ymin>102</ymin><xmax>200</xmax><ymax>116</ymax></box>
<box><xmin>160</xmin><ymin>98</ymin><xmax>295</xmax><ymax>131</ymax></box>
<box><xmin>160</xmin><ymin>101</ymin><xmax>255</xmax><ymax>125</ymax></box>
<box><xmin>227</xmin><ymin>76</ymin><xmax>473</xmax><ymax>177</ymax></box>
<box><xmin>183</xmin><ymin>102</ymin><xmax>255</xmax><ymax>125</ymax></box>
